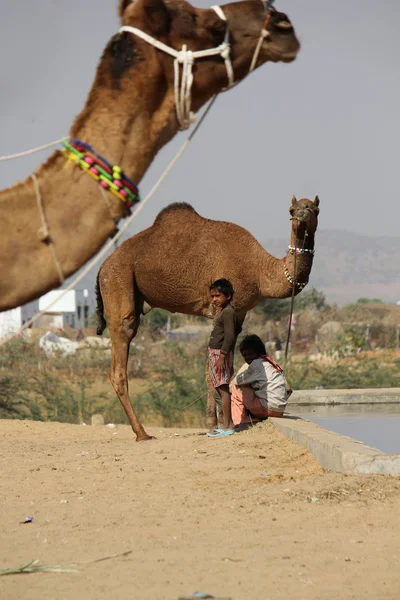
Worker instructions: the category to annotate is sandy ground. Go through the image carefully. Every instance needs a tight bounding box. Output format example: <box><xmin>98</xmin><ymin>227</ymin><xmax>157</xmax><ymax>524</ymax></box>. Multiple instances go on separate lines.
<box><xmin>1</xmin><ymin>420</ymin><xmax>400</xmax><ymax>600</ymax></box>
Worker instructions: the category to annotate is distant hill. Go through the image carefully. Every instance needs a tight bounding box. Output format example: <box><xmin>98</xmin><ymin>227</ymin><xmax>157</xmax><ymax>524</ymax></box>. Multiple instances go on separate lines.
<box><xmin>72</xmin><ymin>229</ymin><xmax>400</xmax><ymax>309</ymax></box>
<box><xmin>264</xmin><ymin>229</ymin><xmax>400</xmax><ymax>305</ymax></box>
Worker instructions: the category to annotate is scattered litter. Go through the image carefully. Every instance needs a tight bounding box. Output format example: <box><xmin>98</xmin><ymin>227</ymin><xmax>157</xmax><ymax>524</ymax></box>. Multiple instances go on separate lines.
<box><xmin>174</xmin><ymin>433</ymin><xmax>180</xmax><ymax>436</ymax></box>
<box><xmin>238</xmin><ymin>450</ymin><xmax>246</xmax><ymax>454</ymax></box>
<box><xmin>0</xmin><ymin>550</ymin><xmax>132</xmax><ymax>577</ymax></box>
<box><xmin>178</xmin><ymin>593</ymin><xmax>231</xmax><ymax>600</ymax></box>
<box><xmin>20</xmin><ymin>516</ymin><xmax>33</xmax><ymax>524</ymax></box>
<box><xmin>222</xmin><ymin>557</ymin><xmax>243</xmax><ymax>563</ymax></box>
<box><xmin>39</xmin><ymin>331</ymin><xmax>79</xmax><ymax>357</ymax></box>
<box><xmin>106</xmin><ymin>423</ymin><xmax>116</xmax><ymax>429</ymax></box>
<box><xmin>77</xmin><ymin>451</ymin><xmax>89</xmax><ymax>456</ymax></box>
<box><xmin>310</xmin><ymin>497</ymin><xmax>319</xmax><ymax>503</ymax></box>
<box><xmin>113</xmin><ymin>432</ymin><xmax>118</xmax><ymax>435</ymax></box>
<box><xmin>60</xmin><ymin>500</ymin><xmax>68</xmax><ymax>504</ymax></box>
<box><xmin>260</xmin><ymin>473</ymin><xmax>272</xmax><ymax>477</ymax></box>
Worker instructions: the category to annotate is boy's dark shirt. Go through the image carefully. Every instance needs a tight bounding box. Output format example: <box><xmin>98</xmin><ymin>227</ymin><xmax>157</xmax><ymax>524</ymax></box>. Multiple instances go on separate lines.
<box><xmin>208</xmin><ymin>304</ymin><xmax>241</xmax><ymax>355</ymax></box>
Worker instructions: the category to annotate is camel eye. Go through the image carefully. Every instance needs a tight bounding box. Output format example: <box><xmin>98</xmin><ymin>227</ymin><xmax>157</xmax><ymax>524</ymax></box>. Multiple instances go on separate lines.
<box><xmin>276</xmin><ymin>20</ymin><xmax>292</xmax><ymax>31</ymax></box>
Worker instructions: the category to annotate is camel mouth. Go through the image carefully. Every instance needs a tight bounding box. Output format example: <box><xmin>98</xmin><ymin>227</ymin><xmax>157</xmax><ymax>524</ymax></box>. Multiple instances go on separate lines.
<box><xmin>280</xmin><ymin>52</ymin><xmax>298</xmax><ymax>63</ymax></box>
<box><xmin>267</xmin><ymin>48</ymin><xmax>299</xmax><ymax>63</ymax></box>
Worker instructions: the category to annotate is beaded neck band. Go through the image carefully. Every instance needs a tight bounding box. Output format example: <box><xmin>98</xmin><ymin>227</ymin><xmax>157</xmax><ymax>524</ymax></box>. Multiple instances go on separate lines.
<box><xmin>288</xmin><ymin>245</ymin><xmax>315</xmax><ymax>256</ymax></box>
<box><xmin>283</xmin><ymin>257</ymin><xmax>308</xmax><ymax>290</ymax></box>
<box><xmin>62</xmin><ymin>139</ymin><xmax>140</xmax><ymax>210</ymax></box>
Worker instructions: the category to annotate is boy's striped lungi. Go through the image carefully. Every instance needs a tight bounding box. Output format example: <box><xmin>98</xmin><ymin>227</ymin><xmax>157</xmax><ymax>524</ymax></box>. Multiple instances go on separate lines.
<box><xmin>208</xmin><ymin>348</ymin><xmax>234</xmax><ymax>388</ymax></box>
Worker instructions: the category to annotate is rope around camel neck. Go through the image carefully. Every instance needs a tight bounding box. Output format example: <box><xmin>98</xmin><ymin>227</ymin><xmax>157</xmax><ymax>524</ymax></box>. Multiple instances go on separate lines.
<box><xmin>0</xmin><ymin>138</ymin><xmax>66</xmax><ymax>162</ymax></box>
<box><xmin>31</xmin><ymin>174</ymin><xmax>65</xmax><ymax>286</ymax></box>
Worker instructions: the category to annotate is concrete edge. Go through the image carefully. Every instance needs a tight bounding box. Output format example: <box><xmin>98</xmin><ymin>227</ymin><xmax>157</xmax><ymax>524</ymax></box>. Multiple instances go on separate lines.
<box><xmin>270</xmin><ymin>416</ymin><xmax>400</xmax><ymax>475</ymax></box>
<box><xmin>289</xmin><ymin>388</ymin><xmax>400</xmax><ymax>406</ymax></box>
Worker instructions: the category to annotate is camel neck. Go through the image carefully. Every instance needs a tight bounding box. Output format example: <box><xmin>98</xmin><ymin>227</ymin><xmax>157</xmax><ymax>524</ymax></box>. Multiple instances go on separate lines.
<box><xmin>69</xmin><ymin>58</ymin><xmax>178</xmax><ymax>185</ymax></box>
<box><xmin>0</xmin><ymin>51</ymin><xmax>178</xmax><ymax>311</ymax></box>
<box><xmin>258</xmin><ymin>228</ymin><xmax>315</xmax><ymax>299</ymax></box>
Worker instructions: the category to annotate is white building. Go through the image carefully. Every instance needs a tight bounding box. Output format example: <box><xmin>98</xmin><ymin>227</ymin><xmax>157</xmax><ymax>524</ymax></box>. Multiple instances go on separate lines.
<box><xmin>38</xmin><ymin>290</ymin><xmax>77</xmax><ymax>329</ymax></box>
<box><xmin>0</xmin><ymin>288</ymin><xmax>96</xmax><ymax>339</ymax></box>
<box><xmin>0</xmin><ymin>301</ymin><xmax>38</xmax><ymax>339</ymax></box>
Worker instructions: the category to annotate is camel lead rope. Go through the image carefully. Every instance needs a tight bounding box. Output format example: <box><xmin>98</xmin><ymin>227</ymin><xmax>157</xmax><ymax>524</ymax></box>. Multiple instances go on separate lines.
<box><xmin>31</xmin><ymin>174</ymin><xmax>65</xmax><ymax>286</ymax></box>
<box><xmin>283</xmin><ymin>246</ymin><xmax>296</xmax><ymax>373</ymax></box>
<box><xmin>283</xmin><ymin>229</ymin><xmax>308</xmax><ymax>372</ymax></box>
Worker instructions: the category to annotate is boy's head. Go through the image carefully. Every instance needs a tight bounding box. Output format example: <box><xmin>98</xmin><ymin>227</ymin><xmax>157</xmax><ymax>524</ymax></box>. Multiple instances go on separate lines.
<box><xmin>239</xmin><ymin>335</ymin><xmax>267</xmax><ymax>364</ymax></box>
<box><xmin>209</xmin><ymin>278</ymin><xmax>234</xmax><ymax>309</ymax></box>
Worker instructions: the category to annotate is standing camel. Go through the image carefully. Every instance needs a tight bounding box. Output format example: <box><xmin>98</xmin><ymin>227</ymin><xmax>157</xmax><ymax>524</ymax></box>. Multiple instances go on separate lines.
<box><xmin>0</xmin><ymin>0</ymin><xmax>300</xmax><ymax>312</ymax></box>
<box><xmin>96</xmin><ymin>195</ymin><xmax>320</xmax><ymax>440</ymax></box>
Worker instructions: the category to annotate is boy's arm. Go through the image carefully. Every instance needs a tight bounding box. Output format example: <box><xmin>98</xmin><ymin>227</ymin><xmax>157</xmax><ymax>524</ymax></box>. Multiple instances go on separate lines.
<box><xmin>220</xmin><ymin>309</ymin><xmax>236</xmax><ymax>355</ymax></box>
<box><xmin>235</xmin><ymin>362</ymin><xmax>260</xmax><ymax>387</ymax></box>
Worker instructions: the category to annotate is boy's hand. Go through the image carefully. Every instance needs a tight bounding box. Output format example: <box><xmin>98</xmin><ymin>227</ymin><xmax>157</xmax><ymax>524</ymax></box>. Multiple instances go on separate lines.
<box><xmin>215</xmin><ymin>354</ymin><xmax>226</xmax><ymax>373</ymax></box>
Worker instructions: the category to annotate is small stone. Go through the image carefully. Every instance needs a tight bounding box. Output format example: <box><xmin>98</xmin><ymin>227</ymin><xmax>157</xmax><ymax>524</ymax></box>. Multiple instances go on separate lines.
<box><xmin>91</xmin><ymin>414</ymin><xmax>104</xmax><ymax>426</ymax></box>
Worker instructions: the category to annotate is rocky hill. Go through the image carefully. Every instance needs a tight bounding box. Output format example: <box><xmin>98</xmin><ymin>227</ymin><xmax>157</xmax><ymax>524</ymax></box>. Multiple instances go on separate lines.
<box><xmin>265</xmin><ymin>229</ymin><xmax>400</xmax><ymax>305</ymax></box>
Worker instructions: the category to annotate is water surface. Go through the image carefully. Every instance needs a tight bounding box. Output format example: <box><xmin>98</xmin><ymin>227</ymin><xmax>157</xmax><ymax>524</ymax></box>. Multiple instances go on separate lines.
<box><xmin>289</xmin><ymin>403</ymin><xmax>400</xmax><ymax>454</ymax></box>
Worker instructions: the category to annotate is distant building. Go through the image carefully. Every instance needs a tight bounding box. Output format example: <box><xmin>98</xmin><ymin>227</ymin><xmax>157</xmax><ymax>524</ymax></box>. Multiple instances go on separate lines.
<box><xmin>0</xmin><ymin>301</ymin><xmax>38</xmax><ymax>339</ymax></box>
<box><xmin>38</xmin><ymin>290</ymin><xmax>76</xmax><ymax>329</ymax></box>
<box><xmin>0</xmin><ymin>288</ymin><xmax>96</xmax><ymax>339</ymax></box>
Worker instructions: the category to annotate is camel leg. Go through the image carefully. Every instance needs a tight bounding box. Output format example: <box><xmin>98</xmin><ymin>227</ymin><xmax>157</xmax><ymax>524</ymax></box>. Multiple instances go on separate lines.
<box><xmin>101</xmin><ymin>272</ymin><xmax>152</xmax><ymax>441</ymax></box>
<box><xmin>110</xmin><ymin>330</ymin><xmax>152</xmax><ymax>441</ymax></box>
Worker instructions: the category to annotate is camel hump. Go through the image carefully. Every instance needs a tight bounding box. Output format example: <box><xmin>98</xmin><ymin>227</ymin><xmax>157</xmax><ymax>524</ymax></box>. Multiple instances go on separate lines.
<box><xmin>154</xmin><ymin>202</ymin><xmax>200</xmax><ymax>223</ymax></box>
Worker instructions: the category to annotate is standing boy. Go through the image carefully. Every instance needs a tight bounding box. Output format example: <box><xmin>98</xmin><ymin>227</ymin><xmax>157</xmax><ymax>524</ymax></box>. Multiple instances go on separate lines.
<box><xmin>207</xmin><ymin>278</ymin><xmax>241</xmax><ymax>438</ymax></box>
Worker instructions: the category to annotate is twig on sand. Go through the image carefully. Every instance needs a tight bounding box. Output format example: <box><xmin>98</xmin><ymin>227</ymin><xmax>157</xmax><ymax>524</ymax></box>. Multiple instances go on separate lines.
<box><xmin>0</xmin><ymin>550</ymin><xmax>132</xmax><ymax>576</ymax></box>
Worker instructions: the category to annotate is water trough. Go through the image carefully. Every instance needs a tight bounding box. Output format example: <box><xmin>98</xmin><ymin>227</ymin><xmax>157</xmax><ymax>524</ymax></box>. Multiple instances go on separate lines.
<box><xmin>271</xmin><ymin>388</ymin><xmax>400</xmax><ymax>475</ymax></box>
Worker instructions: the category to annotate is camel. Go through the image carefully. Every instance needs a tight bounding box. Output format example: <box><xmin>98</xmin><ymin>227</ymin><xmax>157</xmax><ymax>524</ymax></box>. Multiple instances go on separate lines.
<box><xmin>96</xmin><ymin>195</ymin><xmax>320</xmax><ymax>440</ymax></box>
<box><xmin>0</xmin><ymin>0</ymin><xmax>300</xmax><ymax>312</ymax></box>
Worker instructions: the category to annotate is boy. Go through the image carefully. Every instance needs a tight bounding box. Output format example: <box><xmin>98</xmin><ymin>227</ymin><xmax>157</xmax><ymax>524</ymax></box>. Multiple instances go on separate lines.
<box><xmin>230</xmin><ymin>334</ymin><xmax>288</xmax><ymax>426</ymax></box>
<box><xmin>207</xmin><ymin>278</ymin><xmax>241</xmax><ymax>438</ymax></box>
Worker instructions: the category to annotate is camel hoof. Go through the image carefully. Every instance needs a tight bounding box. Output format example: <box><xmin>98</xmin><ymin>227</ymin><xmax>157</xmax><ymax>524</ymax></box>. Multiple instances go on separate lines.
<box><xmin>136</xmin><ymin>434</ymin><xmax>155</xmax><ymax>442</ymax></box>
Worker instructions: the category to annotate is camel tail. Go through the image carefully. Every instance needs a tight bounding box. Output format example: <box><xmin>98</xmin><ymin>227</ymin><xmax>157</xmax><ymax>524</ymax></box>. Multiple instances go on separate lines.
<box><xmin>95</xmin><ymin>271</ymin><xmax>107</xmax><ymax>336</ymax></box>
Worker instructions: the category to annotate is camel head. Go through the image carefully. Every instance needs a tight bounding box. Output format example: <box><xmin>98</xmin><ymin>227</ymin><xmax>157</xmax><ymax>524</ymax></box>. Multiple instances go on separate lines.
<box><xmin>117</xmin><ymin>0</ymin><xmax>300</xmax><ymax>112</ymax></box>
<box><xmin>289</xmin><ymin>195</ymin><xmax>320</xmax><ymax>239</ymax></box>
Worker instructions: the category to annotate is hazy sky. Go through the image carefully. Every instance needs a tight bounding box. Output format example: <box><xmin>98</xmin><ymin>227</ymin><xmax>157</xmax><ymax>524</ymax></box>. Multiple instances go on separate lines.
<box><xmin>1</xmin><ymin>0</ymin><xmax>400</xmax><ymax>247</ymax></box>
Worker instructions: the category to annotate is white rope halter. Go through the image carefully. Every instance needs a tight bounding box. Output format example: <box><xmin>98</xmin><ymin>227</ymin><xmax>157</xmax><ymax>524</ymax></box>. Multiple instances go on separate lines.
<box><xmin>120</xmin><ymin>2</ymin><xmax>272</xmax><ymax>130</ymax></box>
<box><xmin>120</xmin><ymin>7</ymin><xmax>233</xmax><ymax>130</ymax></box>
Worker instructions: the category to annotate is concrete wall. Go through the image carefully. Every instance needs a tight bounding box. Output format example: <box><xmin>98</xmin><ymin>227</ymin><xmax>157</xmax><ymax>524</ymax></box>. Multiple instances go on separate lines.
<box><xmin>271</xmin><ymin>416</ymin><xmax>400</xmax><ymax>475</ymax></box>
<box><xmin>289</xmin><ymin>388</ymin><xmax>400</xmax><ymax>406</ymax></box>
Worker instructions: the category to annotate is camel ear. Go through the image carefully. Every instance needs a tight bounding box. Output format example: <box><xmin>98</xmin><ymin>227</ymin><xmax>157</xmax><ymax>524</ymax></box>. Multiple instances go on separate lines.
<box><xmin>121</xmin><ymin>0</ymin><xmax>171</xmax><ymax>34</ymax></box>
<box><xmin>118</xmin><ymin>0</ymin><xmax>133</xmax><ymax>20</ymax></box>
<box><xmin>140</xmin><ymin>0</ymin><xmax>171</xmax><ymax>34</ymax></box>
<box><xmin>313</xmin><ymin>195</ymin><xmax>320</xmax><ymax>207</ymax></box>
<box><xmin>291</xmin><ymin>195</ymin><xmax>297</xmax><ymax>206</ymax></box>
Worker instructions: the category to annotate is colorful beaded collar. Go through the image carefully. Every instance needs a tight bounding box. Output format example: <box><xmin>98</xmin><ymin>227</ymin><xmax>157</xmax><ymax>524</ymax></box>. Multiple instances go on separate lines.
<box><xmin>62</xmin><ymin>139</ymin><xmax>140</xmax><ymax>211</ymax></box>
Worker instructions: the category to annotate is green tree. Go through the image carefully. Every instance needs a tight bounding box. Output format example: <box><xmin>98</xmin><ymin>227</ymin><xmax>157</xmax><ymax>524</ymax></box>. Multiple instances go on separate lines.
<box><xmin>258</xmin><ymin>288</ymin><xmax>327</xmax><ymax>320</ymax></box>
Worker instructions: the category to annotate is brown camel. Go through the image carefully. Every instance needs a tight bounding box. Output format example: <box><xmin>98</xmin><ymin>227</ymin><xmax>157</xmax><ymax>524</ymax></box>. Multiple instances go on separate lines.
<box><xmin>96</xmin><ymin>195</ymin><xmax>320</xmax><ymax>440</ymax></box>
<box><xmin>0</xmin><ymin>0</ymin><xmax>300</xmax><ymax>312</ymax></box>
